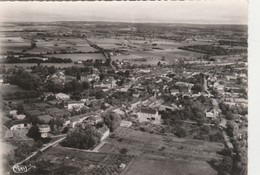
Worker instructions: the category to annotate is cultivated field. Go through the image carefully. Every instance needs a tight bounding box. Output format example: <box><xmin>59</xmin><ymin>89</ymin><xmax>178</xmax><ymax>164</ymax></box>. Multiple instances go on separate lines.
<box><xmin>0</xmin><ymin>37</ymin><xmax>30</xmax><ymax>54</ymax></box>
<box><xmin>123</xmin><ymin>158</ymin><xmax>217</xmax><ymax>175</ymax></box>
<box><xmin>45</xmin><ymin>53</ymin><xmax>105</xmax><ymax>61</ymax></box>
<box><xmin>2</xmin><ymin>63</ymin><xmax>85</xmax><ymax>69</ymax></box>
<box><xmin>27</xmin><ymin>146</ymin><xmax>134</xmax><ymax>175</ymax></box>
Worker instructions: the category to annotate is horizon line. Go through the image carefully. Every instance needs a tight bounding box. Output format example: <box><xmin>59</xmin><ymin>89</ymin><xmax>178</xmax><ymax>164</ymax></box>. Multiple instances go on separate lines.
<box><xmin>0</xmin><ymin>20</ymin><xmax>248</xmax><ymax>26</ymax></box>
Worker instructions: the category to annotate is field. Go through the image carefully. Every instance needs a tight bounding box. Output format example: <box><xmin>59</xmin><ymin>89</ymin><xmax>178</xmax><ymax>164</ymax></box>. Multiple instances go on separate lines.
<box><xmin>2</xmin><ymin>63</ymin><xmax>85</xmax><ymax>69</ymax></box>
<box><xmin>104</xmin><ymin>127</ymin><xmax>224</xmax><ymax>161</ymax></box>
<box><xmin>26</xmin><ymin>147</ymin><xmax>134</xmax><ymax>175</ymax></box>
<box><xmin>0</xmin><ymin>36</ymin><xmax>97</xmax><ymax>54</ymax></box>
<box><xmin>0</xmin><ymin>37</ymin><xmax>31</xmax><ymax>54</ymax></box>
<box><xmin>123</xmin><ymin>158</ymin><xmax>217</xmax><ymax>175</ymax></box>
<box><xmin>45</xmin><ymin>53</ymin><xmax>105</xmax><ymax>61</ymax></box>
<box><xmin>0</xmin><ymin>84</ymin><xmax>23</xmax><ymax>94</ymax></box>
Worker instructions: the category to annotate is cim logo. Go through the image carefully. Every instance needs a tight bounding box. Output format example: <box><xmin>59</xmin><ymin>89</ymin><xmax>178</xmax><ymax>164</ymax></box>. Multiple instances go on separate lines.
<box><xmin>12</xmin><ymin>164</ymin><xmax>35</xmax><ymax>173</ymax></box>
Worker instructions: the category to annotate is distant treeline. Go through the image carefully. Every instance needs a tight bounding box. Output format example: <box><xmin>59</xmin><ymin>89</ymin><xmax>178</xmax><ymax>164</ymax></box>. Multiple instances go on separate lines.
<box><xmin>218</xmin><ymin>40</ymin><xmax>248</xmax><ymax>47</ymax></box>
<box><xmin>3</xmin><ymin>56</ymin><xmax>72</xmax><ymax>64</ymax></box>
<box><xmin>178</xmin><ymin>45</ymin><xmax>247</xmax><ymax>56</ymax></box>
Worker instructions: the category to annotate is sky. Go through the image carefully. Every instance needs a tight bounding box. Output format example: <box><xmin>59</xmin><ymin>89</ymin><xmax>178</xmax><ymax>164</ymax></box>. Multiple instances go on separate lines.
<box><xmin>0</xmin><ymin>0</ymin><xmax>248</xmax><ymax>24</ymax></box>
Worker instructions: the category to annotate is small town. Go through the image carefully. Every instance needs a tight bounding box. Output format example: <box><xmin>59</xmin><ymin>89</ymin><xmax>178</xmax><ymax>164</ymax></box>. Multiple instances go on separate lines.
<box><xmin>0</xmin><ymin>2</ymin><xmax>248</xmax><ymax>175</ymax></box>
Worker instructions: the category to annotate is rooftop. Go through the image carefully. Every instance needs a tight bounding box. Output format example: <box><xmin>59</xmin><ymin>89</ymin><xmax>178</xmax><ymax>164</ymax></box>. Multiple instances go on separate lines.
<box><xmin>139</xmin><ymin>108</ymin><xmax>157</xmax><ymax>114</ymax></box>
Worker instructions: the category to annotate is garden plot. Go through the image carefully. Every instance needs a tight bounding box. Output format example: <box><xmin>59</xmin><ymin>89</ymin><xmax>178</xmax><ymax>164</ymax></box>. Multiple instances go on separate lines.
<box><xmin>28</xmin><ymin>146</ymin><xmax>134</xmax><ymax>175</ymax></box>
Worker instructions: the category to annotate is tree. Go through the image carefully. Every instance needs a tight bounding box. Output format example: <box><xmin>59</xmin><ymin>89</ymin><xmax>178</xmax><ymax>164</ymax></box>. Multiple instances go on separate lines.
<box><xmin>99</xmin><ymin>73</ymin><xmax>105</xmax><ymax>81</ymax></box>
<box><xmin>62</xmin><ymin>123</ymin><xmax>101</xmax><ymax>150</ymax></box>
<box><xmin>120</xmin><ymin>148</ymin><xmax>128</xmax><ymax>154</ymax></box>
<box><xmin>82</xmin><ymin>81</ymin><xmax>90</xmax><ymax>89</ymax></box>
<box><xmin>49</xmin><ymin>117</ymin><xmax>65</xmax><ymax>134</ymax></box>
<box><xmin>27</xmin><ymin>125</ymin><xmax>41</xmax><ymax>140</ymax></box>
<box><xmin>218</xmin><ymin>157</ymin><xmax>233</xmax><ymax>175</ymax></box>
<box><xmin>17</xmin><ymin>104</ymin><xmax>24</xmax><ymax>115</ymax></box>
<box><xmin>226</xmin><ymin>121</ymin><xmax>235</xmax><ymax>137</ymax></box>
<box><xmin>175</xmin><ymin>126</ymin><xmax>186</xmax><ymax>138</ymax></box>
<box><xmin>226</xmin><ymin>111</ymin><xmax>234</xmax><ymax>120</ymax></box>
<box><xmin>76</xmin><ymin>72</ymin><xmax>81</xmax><ymax>80</ymax></box>
<box><xmin>102</xmin><ymin>112</ymin><xmax>121</xmax><ymax>132</ymax></box>
<box><xmin>47</xmin><ymin>66</ymin><xmax>56</xmax><ymax>74</ymax></box>
<box><xmin>124</xmin><ymin>70</ymin><xmax>130</xmax><ymax>77</ymax></box>
<box><xmin>191</xmin><ymin>84</ymin><xmax>203</xmax><ymax>94</ymax></box>
<box><xmin>95</xmin><ymin>90</ymin><xmax>108</xmax><ymax>99</ymax></box>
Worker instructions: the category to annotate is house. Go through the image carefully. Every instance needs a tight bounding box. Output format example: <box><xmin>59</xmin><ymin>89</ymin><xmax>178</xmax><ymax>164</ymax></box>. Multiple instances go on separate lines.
<box><xmin>51</xmin><ymin>71</ymin><xmax>66</xmax><ymax>80</ymax></box>
<box><xmin>95</xmin><ymin>76</ymin><xmax>117</xmax><ymax>90</ymax></box>
<box><xmin>6</xmin><ymin>119</ymin><xmax>32</xmax><ymax>131</ymax></box>
<box><xmin>98</xmin><ymin>126</ymin><xmax>110</xmax><ymax>141</ymax></box>
<box><xmin>137</xmin><ymin>108</ymin><xmax>161</xmax><ymax>125</ymax></box>
<box><xmin>214</xmin><ymin>83</ymin><xmax>225</xmax><ymax>95</ymax></box>
<box><xmin>120</xmin><ymin>120</ymin><xmax>132</xmax><ymax>127</ymax></box>
<box><xmin>225</xmin><ymin>76</ymin><xmax>237</xmax><ymax>82</ymax></box>
<box><xmin>170</xmin><ymin>89</ymin><xmax>180</xmax><ymax>96</ymax></box>
<box><xmin>9</xmin><ymin>110</ymin><xmax>17</xmax><ymax>116</ymax></box>
<box><xmin>46</xmin><ymin>71</ymin><xmax>67</xmax><ymax>85</ymax></box>
<box><xmin>38</xmin><ymin>125</ymin><xmax>51</xmax><ymax>138</ymax></box>
<box><xmin>113</xmin><ymin>108</ymin><xmax>125</xmax><ymax>116</ymax></box>
<box><xmin>159</xmin><ymin>103</ymin><xmax>178</xmax><ymax>112</ymax></box>
<box><xmin>55</xmin><ymin>93</ymin><xmax>70</xmax><ymax>101</ymax></box>
<box><xmin>67</xmin><ymin>100</ymin><xmax>85</xmax><ymax>110</ymax></box>
<box><xmin>206</xmin><ymin>109</ymin><xmax>219</xmax><ymax>120</ymax></box>
<box><xmin>15</xmin><ymin>114</ymin><xmax>26</xmax><ymax>120</ymax></box>
<box><xmin>80</xmin><ymin>73</ymin><xmax>99</xmax><ymax>82</ymax></box>
<box><xmin>138</xmin><ymin>69</ymin><xmax>151</xmax><ymax>73</ymax></box>
<box><xmin>70</xmin><ymin>115</ymin><xmax>88</xmax><ymax>128</ymax></box>
<box><xmin>85</xmin><ymin>115</ymin><xmax>103</xmax><ymax>125</ymax></box>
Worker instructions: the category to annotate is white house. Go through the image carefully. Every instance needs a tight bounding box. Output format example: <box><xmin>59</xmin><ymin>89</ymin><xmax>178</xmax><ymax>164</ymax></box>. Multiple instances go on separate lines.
<box><xmin>56</xmin><ymin>93</ymin><xmax>70</xmax><ymax>101</ymax></box>
<box><xmin>120</xmin><ymin>120</ymin><xmax>132</xmax><ymax>128</ymax></box>
<box><xmin>38</xmin><ymin>125</ymin><xmax>51</xmax><ymax>138</ymax></box>
<box><xmin>15</xmin><ymin>114</ymin><xmax>26</xmax><ymax>120</ymax></box>
<box><xmin>137</xmin><ymin>108</ymin><xmax>161</xmax><ymax>125</ymax></box>
<box><xmin>70</xmin><ymin>115</ymin><xmax>88</xmax><ymax>128</ymax></box>
<box><xmin>7</xmin><ymin>119</ymin><xmax>31</xmax><ymax>131</ymax></box>
<box><xmin>9</xmin><ymin>110</ymin><xmax>17</xmax><ymax>116</ymax></box>
<box><xmin>67</xmin><ymin>100</ymin><xmax>85</xmax><ymax>110</ymax></box>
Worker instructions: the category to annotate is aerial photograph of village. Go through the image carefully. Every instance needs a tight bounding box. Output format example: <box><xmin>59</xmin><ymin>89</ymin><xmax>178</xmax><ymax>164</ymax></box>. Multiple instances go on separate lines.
<box><xmin>0</xmin><ymin>1</ymin><xmax>248</xmax><ymax>175</ymax></box>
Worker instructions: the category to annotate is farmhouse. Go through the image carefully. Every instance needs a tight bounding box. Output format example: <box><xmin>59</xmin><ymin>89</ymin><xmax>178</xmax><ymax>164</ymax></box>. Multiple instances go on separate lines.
<box><xmin>70</xmin><ymin>115</ymin><xmax>88</xmax><ymax>128</ymax></box>
<box><xmin>85</xmin><ymin>115</ymin><xmax>103</xmax><ymax>125</ymax></box>
<box><xmin>159</xmin><ymin>103</ymin><xmax>178</xmax><ymax>112</ymax></box>
<box><xmin>206</xmin><ymin>109</ymin><xmax>218</xmax><ymax>120</ymax></box>
<box><xmin>67</xmin><ymin>100</ymin><xmax>85</xmax><ymax>110</ymax></box>
<box><xmin>6</xmin><ymin>119</ymin><xmax>32</xmax><ymax>131</ymax></box>
<box><xmin>80</xmin><ymin>73</ymin><xmax>99</xmax><ymax>82</ymax></box>
<box><xmin>120</xmin><ymin>120</ymin><xmax>132</xmax><ymax>127</ymax></box>
<box><xmin>137</xmin><ymin>108</ymin><xmax>161</xmax><ymax>125</ymax></box>
<box><xmin>170</xmin><ymin>88</ymin><xmax>180</xmax><ymax>96</ymax></box>
<box><xmin>55</xmin><ymin>93</ymin><xmax>70</xmax><ymax>101</ymax></box>
<box><xmin>15</xmin><ymin>114</ymin><xmax>26</xmax><ymax>120</ymax></box>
